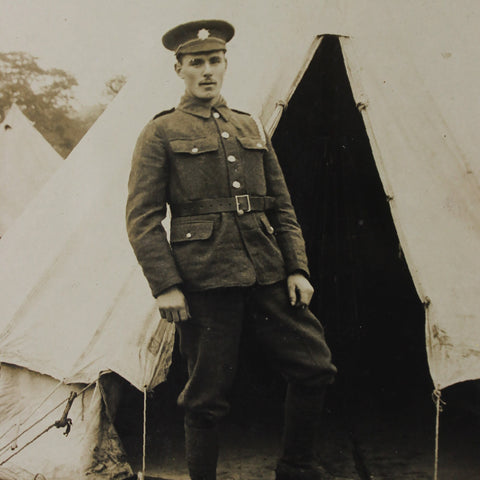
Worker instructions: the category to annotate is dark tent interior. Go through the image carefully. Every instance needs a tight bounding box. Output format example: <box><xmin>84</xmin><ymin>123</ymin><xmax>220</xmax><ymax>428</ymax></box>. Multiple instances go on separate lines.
<box><xmin>271</xmin><ymin>35</ymin><xmax>429</xmax><ymax>405</ymax></box>
<box><xmin>115</xmin><ymin>36</ymin><xmax>480</xmax><ymax>479</ymax></box>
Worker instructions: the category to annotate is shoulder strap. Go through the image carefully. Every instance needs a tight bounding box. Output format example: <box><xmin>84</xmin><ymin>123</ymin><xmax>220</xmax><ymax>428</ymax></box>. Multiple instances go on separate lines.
<box><xmin>153</xmin><ymin>107</ymin><xmax>175</xmax><ymax>120</ymax></box>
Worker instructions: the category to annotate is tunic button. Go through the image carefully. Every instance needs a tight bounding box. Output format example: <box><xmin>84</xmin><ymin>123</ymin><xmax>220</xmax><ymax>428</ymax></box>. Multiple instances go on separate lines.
<box><xmin>227</xmin><ymin>155</ymin><xmax>236</xmax><ymax>163</ymax></box>
<box><xmin>186</xmin><ymin>232</ymin><xmax>192</xmax><ymax>239</ymax></box>
<box><xmin>256</xmin><ymin>142</ymin><xmax>263</xmax><ymax>148</ymax></box>
<box><xmin>221</xmin><ymin>131</ymin><xmax>230</xmax><ymax>139</ymax></box>
<box><xmin>191</xmin><ymin>147</ymin><xmax>199</xmax><ymax>154</ymax></box>
<box><xmin>213</xmin><ymin>112</ymin><xmax>220</xmax><ymax>119</ymax></box>
<box><xmin>232</xmin><ymin>181</ymin><xmax>241</xmax><ymax>189</ymax></box>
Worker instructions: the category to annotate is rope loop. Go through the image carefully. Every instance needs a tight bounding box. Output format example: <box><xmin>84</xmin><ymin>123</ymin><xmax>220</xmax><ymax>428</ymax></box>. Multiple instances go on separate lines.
<box><xmin>423</xmin><ymin>296</ymin><xmax>432</xmax><ymax>310</ymax></box>
<box><xmin>432</xmin><ymin>388</ymin><xmax>446</xmax><ymax>412</ymax></box>
<box><xmin>53</xmin><ymin>391</ymin><xmax>77</xmax><ymax>437</ymax></box>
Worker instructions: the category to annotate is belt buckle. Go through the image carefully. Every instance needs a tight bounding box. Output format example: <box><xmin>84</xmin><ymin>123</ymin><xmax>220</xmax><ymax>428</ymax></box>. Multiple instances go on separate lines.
<box><xmin>235</xmin><ymin>194</ymin><xmax>251</xmax><ymax>215</ymax></box>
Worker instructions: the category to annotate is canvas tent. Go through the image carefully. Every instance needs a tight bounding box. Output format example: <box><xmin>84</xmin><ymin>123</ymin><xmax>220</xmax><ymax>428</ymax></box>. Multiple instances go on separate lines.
<box><xmin>0</xmin><ymin>104</ymin><xmax>63</xmax><ymax>237</ymax></box>
<box><xmin>1</xmin><ymin>0</ymin><xmax>480</xmax><ymax>478</ymax></box>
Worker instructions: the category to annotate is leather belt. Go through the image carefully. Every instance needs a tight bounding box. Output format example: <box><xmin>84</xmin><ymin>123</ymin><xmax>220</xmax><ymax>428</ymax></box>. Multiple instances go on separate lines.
<box><xmin>170</xmin><ymin>195</ymin><xmax>276</xmax><ymax>217</ymax></box>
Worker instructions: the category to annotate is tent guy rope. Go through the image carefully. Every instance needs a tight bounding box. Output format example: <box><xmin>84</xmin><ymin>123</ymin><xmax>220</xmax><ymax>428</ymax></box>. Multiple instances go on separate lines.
<box><xmin>0</xmin><ymin>378</ymin><xmax>65</xmax><ymax>445</ymax></box>
<box><xmin>432</xmin><ymin>388</ymin><xmax>445</xmax><ymax>480</ymax></box>
<box><xmin>140</xmin><ymin>387</ymin><xmax>148</xmax><ymax>480</ymax></box>
<box><xmin>0</xmin><ymin>379</ymin><xmax>96</xmax><ymax>465</ymax></box>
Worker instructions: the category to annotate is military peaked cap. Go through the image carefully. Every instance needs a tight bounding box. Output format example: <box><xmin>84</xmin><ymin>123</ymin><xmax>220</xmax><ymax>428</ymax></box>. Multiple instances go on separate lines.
<box><xmin>162</xmin><ymin>19</ymin><xmax>234</xmax><ymax>56</ymax></box>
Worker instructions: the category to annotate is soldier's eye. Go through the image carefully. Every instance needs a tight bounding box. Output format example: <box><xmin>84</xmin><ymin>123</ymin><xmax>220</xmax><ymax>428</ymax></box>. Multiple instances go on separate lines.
<box><xmin>209</xmin><ymin>56</ymin><xmax>221</xmax><ymax>64</ymax></box>
<box><xmin>190</xmin><ymin>59</ymin><xmax>204</xmax><ymax>67</ymax></box>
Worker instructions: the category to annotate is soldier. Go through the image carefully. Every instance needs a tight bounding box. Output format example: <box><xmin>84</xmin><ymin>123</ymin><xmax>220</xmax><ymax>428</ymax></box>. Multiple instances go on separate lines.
<box><xmin>126</xmin><ymin>19</ymin><xmax>338</xmax><ymax>480</ymax></box>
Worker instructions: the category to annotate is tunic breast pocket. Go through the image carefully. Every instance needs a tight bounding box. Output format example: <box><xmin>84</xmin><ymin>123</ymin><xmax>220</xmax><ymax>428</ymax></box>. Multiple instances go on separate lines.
<box><xmin>169</xmin><ymin>137</ymin><xmax>222</xmax><ymax>197</ymax></box>
<box><xmin>237</xmin><ymin>136</ymin><xmax>267</xmax><ymax>156</ymax></box>
<box><xmin>237</xmin><ymin>136</ymin><xmax>268</xmax><ymax>193</ymax></box>
<box><xmin>170</xmin><ymin>137</ymin><xmax>219</xmax><ymax>158</ymax></box>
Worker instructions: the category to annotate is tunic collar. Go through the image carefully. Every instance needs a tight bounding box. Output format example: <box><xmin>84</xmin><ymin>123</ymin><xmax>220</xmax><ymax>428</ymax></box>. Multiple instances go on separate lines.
<box><xmin>177</xmin><ymin>93</ymin><xmax>230</xmax><ymax>121</ymax></box>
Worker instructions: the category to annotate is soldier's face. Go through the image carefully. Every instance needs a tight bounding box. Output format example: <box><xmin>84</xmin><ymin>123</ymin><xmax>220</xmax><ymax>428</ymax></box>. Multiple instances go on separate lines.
<box><xmin>175</xmin><ymin>51</ymin><xmax>227</xmax><ymax>101</ymax></box>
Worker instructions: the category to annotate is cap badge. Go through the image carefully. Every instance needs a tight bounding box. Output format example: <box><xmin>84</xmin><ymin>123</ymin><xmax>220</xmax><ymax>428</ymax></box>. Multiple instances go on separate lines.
<box><xmin>197</xmin><ymin>28</ymin><xmax>210</xmax><ymax>40</ymax></box>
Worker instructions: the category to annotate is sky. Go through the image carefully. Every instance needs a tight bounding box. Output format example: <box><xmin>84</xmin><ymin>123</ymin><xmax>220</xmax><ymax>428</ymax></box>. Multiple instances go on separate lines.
<box><xmin>2</xmin><ymin>0</ymin><xmax>476</xmax><ymax>111</ymax></box>
<box><xmin>0</xmin><ymin>0</ymin><xmax>221</xmax><ymax>105</ymax></box>
<box><xmin>0</xmin><ymin>0</ymin><xmax>303</xmax><ymax>106</ymax></box>
<box><xmin>0</xmin><ymin>1</ymin><xmax>161</xmax><ymax>105</ymax></box>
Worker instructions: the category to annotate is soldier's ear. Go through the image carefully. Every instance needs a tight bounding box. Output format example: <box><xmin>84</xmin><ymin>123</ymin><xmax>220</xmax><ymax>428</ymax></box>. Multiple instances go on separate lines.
<box><xmin>175</xmin><ymin>62</ymin><xmax>184</xmax><ymax>78</ymax></box>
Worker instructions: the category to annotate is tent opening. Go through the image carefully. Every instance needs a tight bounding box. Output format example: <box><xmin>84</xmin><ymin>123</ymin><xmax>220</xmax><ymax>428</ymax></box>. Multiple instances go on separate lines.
<box><xmin>271</xmin><ymin>35</ymin><xmax>430</xmax><ymax>407</ymax></box>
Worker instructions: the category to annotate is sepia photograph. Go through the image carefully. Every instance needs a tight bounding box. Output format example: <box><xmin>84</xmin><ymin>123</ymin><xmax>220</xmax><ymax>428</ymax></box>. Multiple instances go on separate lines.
<box><xmin>1</xmin><ymin>1</ymin><xmax>480</xmax><ymax>479</ymax></box>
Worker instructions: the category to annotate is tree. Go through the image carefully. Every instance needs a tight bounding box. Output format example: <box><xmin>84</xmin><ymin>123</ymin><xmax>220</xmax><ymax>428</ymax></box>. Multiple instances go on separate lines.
<box><xmin>104</xmin><ymin>74</ymin><xmax>127</xmax><ymax>99</ymax></box>
<box><xmin>1</xmin><ymin>52</ymin><xmax>128</xmax><ymax>158</ymax></box>
<box><xmin>0</xmin><ymin>51</ymin><xmax>85</xmax><ymax>157</ymax></box>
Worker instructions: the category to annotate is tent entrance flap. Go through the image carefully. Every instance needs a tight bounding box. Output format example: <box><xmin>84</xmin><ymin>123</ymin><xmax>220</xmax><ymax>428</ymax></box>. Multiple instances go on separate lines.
<box><xmin>271</xmin><ymin>35</ymin><xmax>429</xmax><ymax>401</ymax></box>
<box><xmin>264</xmin><ymin>35</ymin><xmax>323</xmax><ymax>136</ymax></box>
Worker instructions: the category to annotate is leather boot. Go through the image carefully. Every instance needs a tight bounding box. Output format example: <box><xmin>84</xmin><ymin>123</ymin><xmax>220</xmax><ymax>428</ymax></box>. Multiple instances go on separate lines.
<box><xmin>276</xmin><ymin>384</ymin><xmax>330</xmax><ymax>480</ymax></box>
<box><xmin>185</xmin><ymin>422</ymin><xmax>219</xmax><ymax>480</ymax></box>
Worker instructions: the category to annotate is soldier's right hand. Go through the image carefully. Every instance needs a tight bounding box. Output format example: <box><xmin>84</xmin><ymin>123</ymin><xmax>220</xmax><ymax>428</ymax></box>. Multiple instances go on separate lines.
<box><xmin>156</xmin><ymin>286</ymin><xmax>191</xmax><ymax>323</ymax></box>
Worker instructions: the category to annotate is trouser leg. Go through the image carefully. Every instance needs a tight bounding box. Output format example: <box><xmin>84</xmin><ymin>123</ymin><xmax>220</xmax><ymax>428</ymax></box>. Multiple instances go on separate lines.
<box><xmin>281</xmin><ymin>383</ymin><xmax>327</xmax><ymax>467</ymax></box>
<box><xmin>247</xmin><ymin>282</ymin><xmax>337</xmax><ymax>473</ymax></box>
<box><xmin>184</xmin><ymin>420</ymin><xmax>219</xmax><ymax>480</ymax></box>
<box><xmin>176</xmin><ymin>288</ymin><xmax>244</xmax><ymax>480</ymax></box>
<box><xmin>247</xmin><ymin>281</ymin><xmax>336</xmax><ymax>387</ymax></box>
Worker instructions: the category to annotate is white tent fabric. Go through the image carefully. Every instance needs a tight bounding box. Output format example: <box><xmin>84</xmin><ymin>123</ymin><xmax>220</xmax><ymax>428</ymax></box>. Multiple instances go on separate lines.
<box><xmin>0</xmin><ymin>104</ymin><xmax>63</xmax><ymax>237</ymax></box>
<box><xmin>0</xmin><ymin>81</ymin><xmax>176</xmax><ymax>391</ymax></box>
<box><xmin>336</xmin><ymin>3</ymin><xmax>480</xmax><ymax>389</ymax></box>
<box><xmin>1</xmin><ymin>0</ymin><xmax>480</xmax><ymax>477</ymax></box>
<box><xmin>0</xmin><ymin>364</ymin><xmax>133</xmax><ymax>479</ymax></box>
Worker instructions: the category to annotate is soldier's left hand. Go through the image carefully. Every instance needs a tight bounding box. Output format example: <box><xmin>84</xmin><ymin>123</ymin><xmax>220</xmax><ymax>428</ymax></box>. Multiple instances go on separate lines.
<box><xmin>287</xmin><ymin>273</ymin><xmax>314</xmax><ymax>309</ymax></box>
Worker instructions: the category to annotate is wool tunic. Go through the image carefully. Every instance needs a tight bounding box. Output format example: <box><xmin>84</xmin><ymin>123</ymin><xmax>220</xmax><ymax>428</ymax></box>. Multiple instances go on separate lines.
<box><xmin>126</xmin><ymin>93</ymin><xmax>309</xmax><ymax>296</ymax></box>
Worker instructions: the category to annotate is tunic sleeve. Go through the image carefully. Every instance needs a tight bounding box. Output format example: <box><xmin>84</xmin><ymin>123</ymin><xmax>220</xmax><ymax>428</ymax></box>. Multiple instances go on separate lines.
<box><xmin>126</xmin><ymin>120</ymin><xmax>183</xmax><ymax>297</ymax></box>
